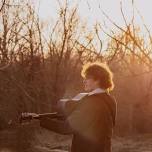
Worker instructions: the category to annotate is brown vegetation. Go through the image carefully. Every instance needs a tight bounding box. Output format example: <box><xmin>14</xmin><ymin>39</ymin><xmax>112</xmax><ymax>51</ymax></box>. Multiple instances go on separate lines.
<box><xmin>0</xmin><ymin>0</ymin><xmax>152</xmax><ymax>151</ymax></box>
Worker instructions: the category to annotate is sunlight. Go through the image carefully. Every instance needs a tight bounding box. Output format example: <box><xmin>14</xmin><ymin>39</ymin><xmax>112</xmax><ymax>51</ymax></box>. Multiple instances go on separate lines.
<box><xmin>28</xmin><ymin>0</ymin><xmax>152</xmax><ymax>50</ymax></box>
<box><xmin>34</xmin><ymin>0</ymin><xmax>152</xmax><ymax>31</ymax></box>
<box><xmin>0</xmin><ymin>1</ymin><xmax>152</xmax><ymax>152</ymax></box>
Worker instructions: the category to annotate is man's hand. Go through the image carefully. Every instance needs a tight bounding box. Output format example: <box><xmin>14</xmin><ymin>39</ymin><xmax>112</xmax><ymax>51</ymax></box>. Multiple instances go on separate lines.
<box><xmin>20</xmin><ymin>112</ymin><xmax>39</xmax><ymax>123</ymax></box>
<box><xmin>21</xmin><ymin>112</ymin><xmax>39</xmax><ymax>118</ymax></box>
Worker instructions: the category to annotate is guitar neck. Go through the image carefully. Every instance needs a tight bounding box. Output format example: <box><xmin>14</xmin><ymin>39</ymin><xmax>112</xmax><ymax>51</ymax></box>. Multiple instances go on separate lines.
<box><xmin>20</xmin><ymin>112</ymin><xmax>64</xmax><ymax>123</ymax></box>
<box><xmin>36</xmin><ymin>112</ymin><xmax>63</xmax><ymax>119</ymax></box>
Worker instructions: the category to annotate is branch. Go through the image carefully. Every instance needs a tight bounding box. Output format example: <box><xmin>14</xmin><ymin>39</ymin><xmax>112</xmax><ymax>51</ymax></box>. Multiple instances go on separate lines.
<box><xmin>0</xmin><ymin>65</ymin><xmax>36</xmax><ymax>103</ymax></box>
<box><xmin>0</xmin><ymin>63</ymin><xmax>10</xmax><ymax>71</ymax></box>
<box><xmin>100</xmin><ymin>8</ymin><xmax>152</xmax><ymax>64</ymax></box>
<box><xmin>101</xmin><ymin>27</ymin><xmax>152</xmax><ymax>68</ymax></box>
<box><xmin>0</xmin><ymin>0</ymin><xmax>6</xmax><ymax>12</ymax></box>
<box><xmin>135</xmin><ymin>7</ymin><xmax>152</xmax><ymax>46</ymax></box>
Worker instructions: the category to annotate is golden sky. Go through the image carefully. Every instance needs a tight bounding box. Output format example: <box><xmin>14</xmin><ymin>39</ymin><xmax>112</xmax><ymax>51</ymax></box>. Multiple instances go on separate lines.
<box><xmin>33</xmin><ymin>0</ymin><xmax>152</xmax><ymax>31</ymax></box>
<box><xmin>26</xmin><ymin>0</ymin><xmax>151</xmax><ymax>50</ymax></box>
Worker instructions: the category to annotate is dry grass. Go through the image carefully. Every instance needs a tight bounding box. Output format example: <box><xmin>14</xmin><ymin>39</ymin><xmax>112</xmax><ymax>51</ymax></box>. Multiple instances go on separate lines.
<box><xmin>33</xmin><ymin>129</ymin><xmax>152</xmax><ymax>152</ymax></box>
<box><xmin>0</xmin><ymin>127</ymin><xmax>152</xmax><ymax>152</ymax></box>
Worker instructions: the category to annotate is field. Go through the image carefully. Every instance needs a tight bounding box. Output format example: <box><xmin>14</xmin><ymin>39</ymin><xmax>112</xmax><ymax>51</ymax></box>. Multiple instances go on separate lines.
<box><xmin>0</xmin><ymin>126</ymin><xmax>152</xmax><ymax>152</ymax></box>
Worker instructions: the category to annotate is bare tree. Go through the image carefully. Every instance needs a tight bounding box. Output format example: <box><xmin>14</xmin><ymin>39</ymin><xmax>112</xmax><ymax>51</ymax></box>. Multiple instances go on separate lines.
<box><xmin>0</xmin><ymin>0</ymin><xmax>6</xmax><ymax>12</ymax></box>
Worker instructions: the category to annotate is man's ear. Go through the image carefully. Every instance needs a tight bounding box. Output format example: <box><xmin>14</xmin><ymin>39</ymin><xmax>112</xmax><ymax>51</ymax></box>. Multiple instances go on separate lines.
<box><xmin>95</xmin><ymin>79</ymin><xmax>100</xmax><ymax>86</ymax></box>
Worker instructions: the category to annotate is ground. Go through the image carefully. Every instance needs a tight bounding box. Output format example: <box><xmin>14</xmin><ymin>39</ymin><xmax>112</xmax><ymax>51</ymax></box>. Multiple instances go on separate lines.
<box><xmin>0</xmin><ymin>126</ymin><xmax>152</xmax><ymax>152</ymax></box>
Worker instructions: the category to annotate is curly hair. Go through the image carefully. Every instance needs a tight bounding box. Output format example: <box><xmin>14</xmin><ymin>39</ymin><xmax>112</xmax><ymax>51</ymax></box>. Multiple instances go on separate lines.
<box><xmin>81</xmin><ymin>62</ymin><xmax>114</xmax><ymax>91</ymax></box>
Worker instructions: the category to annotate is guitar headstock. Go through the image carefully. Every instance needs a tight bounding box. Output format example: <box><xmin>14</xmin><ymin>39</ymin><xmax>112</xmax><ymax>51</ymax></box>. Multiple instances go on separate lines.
<box><xmin>19</xmin><ymin>113</ymin><xmax>39</xmax><ymax>123</ymax></box>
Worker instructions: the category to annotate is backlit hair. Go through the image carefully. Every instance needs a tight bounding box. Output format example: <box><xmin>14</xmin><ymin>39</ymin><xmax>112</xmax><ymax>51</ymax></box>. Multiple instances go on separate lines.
<box><xmin>81</xmin><ymin>62</ymin><xmax>114</xmax><ymax>91</ymax></box>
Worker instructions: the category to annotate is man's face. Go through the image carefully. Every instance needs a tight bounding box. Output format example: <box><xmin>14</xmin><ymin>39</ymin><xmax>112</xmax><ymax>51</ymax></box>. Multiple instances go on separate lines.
<box><xmin>83</xmin><ymin>76</ymin><xmax>100</xmax><ymax>92</ymax></box>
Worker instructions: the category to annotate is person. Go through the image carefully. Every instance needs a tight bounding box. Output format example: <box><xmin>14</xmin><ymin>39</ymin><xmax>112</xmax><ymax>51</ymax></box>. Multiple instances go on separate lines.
<box><xmin>40</xmin><ymin>62</ymin><xmax>117</xmax><ymax>152</ymax></box>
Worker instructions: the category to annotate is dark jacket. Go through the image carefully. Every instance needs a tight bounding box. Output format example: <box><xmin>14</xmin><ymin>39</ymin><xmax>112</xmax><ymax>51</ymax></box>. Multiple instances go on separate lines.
<box><xmin>40</xmin><ymin>93</ymin><xmax>117</xmax><ymax>152</ymax></box>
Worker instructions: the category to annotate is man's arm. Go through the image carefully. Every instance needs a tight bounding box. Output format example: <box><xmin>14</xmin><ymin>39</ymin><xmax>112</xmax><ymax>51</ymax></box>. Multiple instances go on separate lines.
<box><xmin>40</xmin><ymin>99</ymin><xmax>81</xmax><ymax>135</ymax></box>
<box><xmin>40</xmin><ymin>117</ymin><xmax>73</xmax><ymax>135</ymax></box>
<box><xmin>57</xmin><ymin>99</ymin><xmax>78</xmax><ymax>116</ymax></box>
